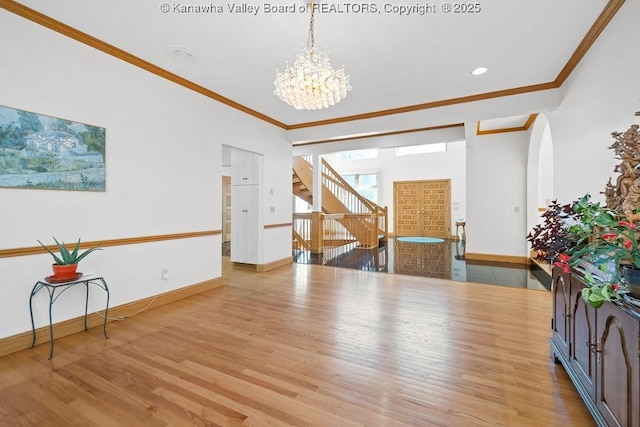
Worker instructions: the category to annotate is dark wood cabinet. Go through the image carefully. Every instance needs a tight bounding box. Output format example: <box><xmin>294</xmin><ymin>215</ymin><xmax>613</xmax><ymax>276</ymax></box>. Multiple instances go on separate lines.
<box><xmin>569</xmin><ymin>274</ymin><xmax>597</xmax><ymax>401</ymax></box>
<box><xmin>596</xmin><ymin>300</ymin><xmax>639</xmax><ymax>426</ymax></box>
<box><xmin>551</xmin><ymin>267</ymin><xmax>571</xmax><ymax>360</ymax></box>
<box><xmin>550</xmin><ymin>267</ymin><xmax>640</xmax><ymax>426</ymax></box>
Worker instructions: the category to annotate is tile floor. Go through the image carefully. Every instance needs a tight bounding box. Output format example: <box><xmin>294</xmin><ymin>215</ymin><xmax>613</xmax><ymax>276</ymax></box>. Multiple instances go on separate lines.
<box><xmin>292</xmin><ymin>238</ymin><xmax>550</xmax><ymax>290</ymax></box>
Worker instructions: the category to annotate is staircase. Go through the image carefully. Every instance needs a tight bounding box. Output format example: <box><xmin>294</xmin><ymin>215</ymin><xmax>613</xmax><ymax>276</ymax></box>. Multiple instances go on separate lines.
<box><xmin>292</xmin><ymin>156</ymin><xmax>388</xmax><ymax>249</ymax></box>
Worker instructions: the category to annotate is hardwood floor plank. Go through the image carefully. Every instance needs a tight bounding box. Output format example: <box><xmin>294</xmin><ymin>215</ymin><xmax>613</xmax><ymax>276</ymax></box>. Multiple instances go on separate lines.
<box><xmin>0</xmin><ymin>387</ymin><xmax>71</xmax><ymax>426</ymax></box>
<box><xmin>20</xmin><ymin>381</ymin><xmax>93</xmax><ymax>426</ymax></box>
<box><xmin>51</xmin><ymin>363</ymin><xmax>167</xmax><ymax>426</ymax></box>
<box><xmin>0</xmin><ymin>262</ymin><xmax>595</xmax><ymax>426</ymax></box>
<box><xmin>178</xmin><ymin>359</ymin><xmax>362</xmax><ymax>427</ymax></box>
<box><xmin>152</xmin><ymin>386</ymin><xmax>247</xmax><ymax>426</ymax></box>
<box><xmin>65</xmin><ymin>399</ymin><xmax>124</xmax><ymax>427</ymax></box>
<box><xmin>112</xmin><ymin>345</ymin><xmax>309</xmax><ymax>426</ymax></box>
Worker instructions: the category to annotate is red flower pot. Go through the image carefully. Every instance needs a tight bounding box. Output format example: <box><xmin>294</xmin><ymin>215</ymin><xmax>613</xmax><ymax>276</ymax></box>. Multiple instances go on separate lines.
<box><xmin>52</xmin><ymin>264</ymin><xmax>78</xmax><ymax>280</ymax></box>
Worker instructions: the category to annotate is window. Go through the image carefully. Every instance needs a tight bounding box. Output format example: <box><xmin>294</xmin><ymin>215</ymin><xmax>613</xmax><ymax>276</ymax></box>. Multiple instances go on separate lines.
<box><xmin>337</xmin><ymin>148</ymin><xmax>378</xmax><ymax>160</ymax></box>
<box><xmin>294</xmin><ymin>195</ymin><xmax>312</xmax><ymax>212</ymax></box>
<box><xmin>396</xmin><ymin>143</ymin><xmax>446</xmax><ymax>156</ymax></box>
<box><xmin>343</xmin><ymin>173</ymin><xmax>378</xmax><ymax>203</ymax></box>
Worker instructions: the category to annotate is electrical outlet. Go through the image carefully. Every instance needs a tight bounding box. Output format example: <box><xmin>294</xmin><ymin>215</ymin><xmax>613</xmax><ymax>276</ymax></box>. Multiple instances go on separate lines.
<box><xmin>161</xmin><ymin>269</ymin><xmax>170</xmax><ymax>280</ymax></box>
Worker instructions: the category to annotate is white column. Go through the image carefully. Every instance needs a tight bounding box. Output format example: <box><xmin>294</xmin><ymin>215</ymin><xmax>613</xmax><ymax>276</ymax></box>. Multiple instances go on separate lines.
<box><xmin>312</xmin><ymin>153</ymin><xmax>322</xmax><ymax>211</ymax></box>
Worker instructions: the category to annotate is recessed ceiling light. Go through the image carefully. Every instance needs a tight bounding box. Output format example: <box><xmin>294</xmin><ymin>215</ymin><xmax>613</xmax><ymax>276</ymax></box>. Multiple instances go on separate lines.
<box><xmin>472</xmin><ymin>67</ymin><xmax>488</xmax><ymax>76</ymax></box>
<box><xmin>165</xmin><ymin>45</ymin><xmax>198</xmax><ymax>63</ymax></box>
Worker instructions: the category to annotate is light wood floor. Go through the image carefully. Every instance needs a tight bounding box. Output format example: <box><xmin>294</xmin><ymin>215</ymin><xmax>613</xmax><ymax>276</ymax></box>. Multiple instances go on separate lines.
<box><xmin>0</xmin><ymin>259</ymin><xmax>594</xmax><ymax>426</ymax></box>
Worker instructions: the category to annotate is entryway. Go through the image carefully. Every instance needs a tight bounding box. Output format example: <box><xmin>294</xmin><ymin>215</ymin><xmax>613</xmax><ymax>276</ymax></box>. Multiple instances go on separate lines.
<box><xmin>393</xmin><ymin>179</ymin><xmax>451</xmax><ymax>238</ymax></box>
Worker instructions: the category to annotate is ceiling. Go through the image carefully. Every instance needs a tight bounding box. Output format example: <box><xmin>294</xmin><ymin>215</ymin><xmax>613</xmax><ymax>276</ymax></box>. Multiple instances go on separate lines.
<box><xmin>1</xmin><ymin>0</ymin><xmax>624</xmax><ymax>145</ymax></box>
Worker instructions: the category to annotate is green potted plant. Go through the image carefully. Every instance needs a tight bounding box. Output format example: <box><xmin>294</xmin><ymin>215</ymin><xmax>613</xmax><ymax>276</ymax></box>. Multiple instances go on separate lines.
<box><xmin>553</xmin><ymin>194</ymin><xmax>640</xmax><ymax>307</ymax></box>
<box><xmin>38</xmin><ymin>237</ymin><xmax>102</xmax><ymax>280</ymax></box>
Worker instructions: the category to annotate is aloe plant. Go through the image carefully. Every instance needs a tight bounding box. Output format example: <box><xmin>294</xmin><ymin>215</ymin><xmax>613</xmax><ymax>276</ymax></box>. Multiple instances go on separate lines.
<box><xmin>38</xmin><ymin>237</ymin><xmax>102</xmax><ymax>265</ymax></box>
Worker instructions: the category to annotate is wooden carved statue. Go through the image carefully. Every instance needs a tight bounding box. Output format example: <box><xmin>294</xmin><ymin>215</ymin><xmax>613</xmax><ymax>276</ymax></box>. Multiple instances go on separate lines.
<box><xmin>601</xmin><ymin>178</ymin><xmax>617</xmax><ymax>208</ymax></box>
<box><xmin>604</xmin><ymin>112</ymin><xmax>640</xmax><ymax>220</ymax></box>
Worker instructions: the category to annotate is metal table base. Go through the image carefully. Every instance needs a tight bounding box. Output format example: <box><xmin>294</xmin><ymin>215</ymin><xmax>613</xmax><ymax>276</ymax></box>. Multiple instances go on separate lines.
<box><xmin>29</xmin><ymin>275</ymin><xmax>110</xmax><ymax>359</ymax></box>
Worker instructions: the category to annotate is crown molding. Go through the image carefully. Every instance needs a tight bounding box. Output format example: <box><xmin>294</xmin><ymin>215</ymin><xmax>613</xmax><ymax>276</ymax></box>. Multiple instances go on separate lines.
<box><xmin>0</xmin><ymin>0</ymin><xmax>288</xmax><ymax>129</ymax></box>
<box><xmin>554</xmin><ymin>0</ymin><xmax>625</xmax><ymax>86</ymax></box>
<box><xmin>0</xmin><ymin>0</ymin><xmax>625</xmax><ymax>130</ymax></box>
<box><xmin>476</xmin><ymin>114</ymin><xmax>539</xmax><ymax>136</ymax></box>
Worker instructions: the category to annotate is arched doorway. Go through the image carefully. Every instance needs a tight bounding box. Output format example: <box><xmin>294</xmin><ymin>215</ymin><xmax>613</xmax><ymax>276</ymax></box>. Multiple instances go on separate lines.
<box><xmin>527</xmin><ymin>114</ymin><xmax>554</xmax><ymax>240</ymax></box>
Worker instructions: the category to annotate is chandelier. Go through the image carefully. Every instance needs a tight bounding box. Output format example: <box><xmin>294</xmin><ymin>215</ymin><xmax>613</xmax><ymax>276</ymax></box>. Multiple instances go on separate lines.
<box><xmin>273</xmin><ymin>2</ymin><xmax>351</xmax><ymax>110</ymax></box>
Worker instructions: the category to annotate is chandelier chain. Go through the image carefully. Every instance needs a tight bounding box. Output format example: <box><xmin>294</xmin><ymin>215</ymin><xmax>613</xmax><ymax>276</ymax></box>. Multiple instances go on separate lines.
<box><xmin>307</xmin><ymin>3</ymin><xmax>315</xmax><ymax>50</ymax></box>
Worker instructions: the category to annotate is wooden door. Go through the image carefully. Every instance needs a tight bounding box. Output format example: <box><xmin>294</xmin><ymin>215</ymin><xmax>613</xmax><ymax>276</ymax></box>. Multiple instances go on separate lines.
<box><xmin>229</xmin><ymin>148</ymin><xmax>262</xmax><ymax>264</ymax></box>
<box><xmin>231</xmin><ymin>149</ymin><xmax>259</xmax><ymax>185</ymax></box>
<box><xmin>394</xmin><ymin>180</ymin><xmax>450</xmax><ymax>238</ymax></box>
<box><xmin>222</xmin><ymin>176</ymin><xmax>231</xmax><ymax>243</ymax></box>
<box><xmin>231</xmin><ymin>185</ymin><xmax>258</xmax><ymax>264</ymax></box>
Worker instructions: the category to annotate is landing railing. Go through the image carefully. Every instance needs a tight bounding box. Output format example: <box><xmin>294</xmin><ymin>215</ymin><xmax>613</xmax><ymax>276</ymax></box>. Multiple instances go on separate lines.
<box><xmin>324</xmin><ymin>213</ymin><xmax>378</xmax><ymax>247</ymax></box>
<box><xmin>293</xmin><ymin>212</ymin><xmax>380</xmax><ymax>250</ymax></box>
<box><xmin>292</xmin><ymin>213</ymin><xmax>312</xmax><ymax>251</ymax></box>
<box><xmin>292</xmin><ymin>229</ymin><xmax>310</xmax><ymax>251</ymax></box>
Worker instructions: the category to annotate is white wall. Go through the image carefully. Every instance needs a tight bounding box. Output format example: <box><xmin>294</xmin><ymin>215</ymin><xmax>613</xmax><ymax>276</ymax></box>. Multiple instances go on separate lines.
<box><xmin>465</xmin><ymin>124</ymin><xmax>529</xmax><ymax>257</ymax></box>
<box><xmin>293</xmin><ymin>126</ymin><xmax>466</xmax><ymax>156</ymax></box>
<box><xmin>526</xmin><ymin>114</ymin><xmax>554</xmax><ymax>239</ymax></box>
<box><xmin>538</xmin><ymin>123</ymin><xmax>554</xmax><ymax>208</ymax></box>
<box><xmin>0</xmin><ymin>11</ymin><xmax>291</xmax><ymax>338</ymax></box>
<box><xmin>288</xmin><ymin>89</ymin><xmax>560</xmax><ymax>145</ymax></box>
<box><xmin>468</xmin><ymin>0</ymin><xmax>639</xmax><ymax>259</ymax></box>
<box><xmin>323</xmin><ymin>141</ymin><xmax>466</xmax><ymax>234</ymax></box>
<box><xmin>547</xmin><ymin>0</ymin><xmax>640</xmax><ymax>205</ymax></box>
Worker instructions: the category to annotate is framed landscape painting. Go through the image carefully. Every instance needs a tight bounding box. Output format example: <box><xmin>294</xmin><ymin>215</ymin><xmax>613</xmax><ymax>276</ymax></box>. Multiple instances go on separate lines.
<box><xmin>0</xmin><ymin>105</ymin><xmax>105</xmax><ymax>191</ymax></box>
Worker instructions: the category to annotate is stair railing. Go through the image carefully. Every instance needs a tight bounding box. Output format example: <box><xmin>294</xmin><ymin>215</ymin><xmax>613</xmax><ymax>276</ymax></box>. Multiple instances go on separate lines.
<box><xmin>320</xmin><ymin>158</ymin><xmax>388</xmax><ymax>241</ymax></box>
<box><xmin>293</xmin><ymin>156</ymin><xmax>388</xmax><ymax>249</ymax></box>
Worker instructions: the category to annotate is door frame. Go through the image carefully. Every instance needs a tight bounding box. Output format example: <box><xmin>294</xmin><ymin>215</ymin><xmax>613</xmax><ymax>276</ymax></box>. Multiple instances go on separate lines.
<box><xmin>222</xmin><ymin>175</ymin><xmax>231</xmax><ymax>243</ymax></box>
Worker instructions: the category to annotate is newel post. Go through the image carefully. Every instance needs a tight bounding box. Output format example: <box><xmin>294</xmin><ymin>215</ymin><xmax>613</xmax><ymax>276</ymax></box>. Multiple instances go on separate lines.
<box><xmin>311</xmin><ymin>211</ymin><xmax>324</xmax><ymax>254</ymax></box>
